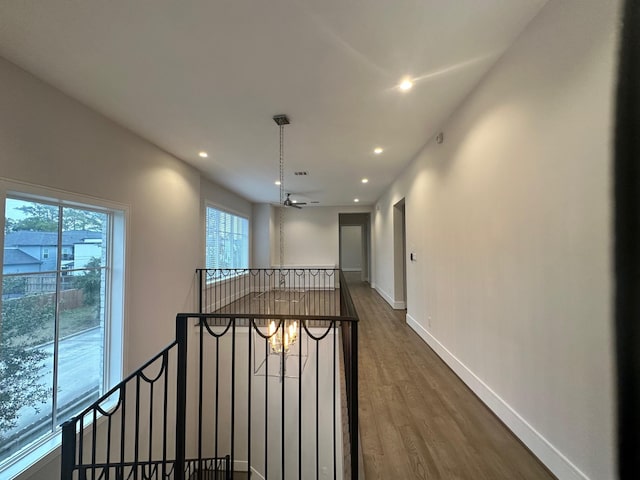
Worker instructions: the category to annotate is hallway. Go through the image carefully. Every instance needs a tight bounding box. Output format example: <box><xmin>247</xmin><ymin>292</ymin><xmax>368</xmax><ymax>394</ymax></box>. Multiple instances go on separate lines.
<box><xmin>348</xmin><ymin>280</ymin><xmax>556</xmax><ymax>480</ymax></box>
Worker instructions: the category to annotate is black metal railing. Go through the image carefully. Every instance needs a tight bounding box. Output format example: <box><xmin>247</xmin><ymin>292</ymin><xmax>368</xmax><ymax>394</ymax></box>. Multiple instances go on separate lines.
<box><xmin>60</xmin><ymin>334</ymin><xmax>230</xmax><ymax>480</ymax></box>
<box><xmin>60</xmin><ymin>268</ymin><xmax>358</xmax><ymax>480</ymax></box>
<box><xmin>198</xmin><ymin>268</ymin><xmax>342</xmax><ymax>317</ymax></box>
<box><xmin>195</xmin><ymin>268</ymin><xmax>359</xmax><ymax>480</ymax></box>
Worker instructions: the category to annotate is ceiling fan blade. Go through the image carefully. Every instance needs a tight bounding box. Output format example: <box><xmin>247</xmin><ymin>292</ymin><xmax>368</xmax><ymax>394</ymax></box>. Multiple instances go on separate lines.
<box><xmin>292</xmin><ymin>204</ymin><xmax>303</xmax><ymax>209</ymax></box>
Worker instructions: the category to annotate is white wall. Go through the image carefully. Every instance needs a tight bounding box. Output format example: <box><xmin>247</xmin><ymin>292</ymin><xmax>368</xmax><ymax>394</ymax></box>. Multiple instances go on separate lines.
<box><xmin>0</xmin><ymin>56</ymin><xmax>251</xmax><ymax>480</ymax></box>
<box><xmin>201</xmin><ymin>178</ymin><xmax>252</xmax><ymax>222</ymax></box>
<box><xmin>280</xmin><ymin>206</ymin><xmax>371</xmax><ymax>268</ymax></box>
<box><xmin>252</xmin><ymin>203</ymin><xmax>272</xmax><ymax>267</ymax></box>
<box><xmin>373</xmin><ymin>0</ymin><xmax>618</xmax><ymax>479</ymax></box>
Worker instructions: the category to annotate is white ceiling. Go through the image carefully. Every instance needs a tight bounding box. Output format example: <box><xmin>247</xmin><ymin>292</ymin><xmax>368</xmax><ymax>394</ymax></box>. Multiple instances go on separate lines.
<box><xmin>0</xmin><ymin>0</ymin><xmax>547</xmax><ymax>206</ymax></box>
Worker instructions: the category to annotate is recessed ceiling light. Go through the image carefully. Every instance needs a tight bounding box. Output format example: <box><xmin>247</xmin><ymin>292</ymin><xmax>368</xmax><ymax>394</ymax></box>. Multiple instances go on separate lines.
<box><xmin>198</xmin><ymin>151</ymin><xmax>208</xmax><ymax>158</ymax></box>
<box><xmin>399</xmin><ymin>78</ymin><xmax>413</xmax><ymax>91</ymax></box>
<box><xmin>275</xmin><ymin>180</ymin><xmax>281</xmax><ymax>185</ymax></box>
<box><xmin>354</xmin><ymin>198</ymin><xmax>360</xmax><ymax>203</ymax></box>
<box><xmin>373</xmin><ymin>147</ymin><xmax>383</xmax><ymax>155</ymax></box>
<box><xmin>361</xmin><ymin>178</ymin><xmax>369</xmax><ymax>184</ymax></box>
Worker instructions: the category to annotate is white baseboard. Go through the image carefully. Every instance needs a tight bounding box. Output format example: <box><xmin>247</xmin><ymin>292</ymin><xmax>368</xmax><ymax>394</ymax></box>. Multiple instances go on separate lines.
<box><xmin>373</xmin><ymin>285</ymin><xmax>405</xmax><ymax>310</ymax></box>
<box><xmin>405</xmin><ymin>313</ymin><xmax>591</xmax><ymax>480</ymax></box>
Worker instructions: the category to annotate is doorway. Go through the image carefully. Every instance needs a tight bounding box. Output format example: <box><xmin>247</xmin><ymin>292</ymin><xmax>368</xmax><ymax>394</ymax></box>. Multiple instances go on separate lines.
<box><xmin>393</xmin><ymin>199</ymin><xmax>407</xmax><ymax>309</ymax></box>
<box><xmin>338</xmin><ymin>213</ymin><xmax>371</xmax><ymax>284</ymax></box>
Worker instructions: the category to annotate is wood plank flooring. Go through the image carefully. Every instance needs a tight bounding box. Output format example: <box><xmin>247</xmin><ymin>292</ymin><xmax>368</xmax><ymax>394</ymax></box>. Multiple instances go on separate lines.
<box><xmin>348</xmin><ymin>279</ymin><xmax>556</xmax><ymax>480</ymax></box>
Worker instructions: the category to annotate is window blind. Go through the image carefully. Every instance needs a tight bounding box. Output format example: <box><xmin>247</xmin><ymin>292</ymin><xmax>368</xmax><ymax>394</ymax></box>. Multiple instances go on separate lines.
<box><xmin>205</xmin><ymin>206</ymin><xmax>249</xmax><ymax>269</ymax></box>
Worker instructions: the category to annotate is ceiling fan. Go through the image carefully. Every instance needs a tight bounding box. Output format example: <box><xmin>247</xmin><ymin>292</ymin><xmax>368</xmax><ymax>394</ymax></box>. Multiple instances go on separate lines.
<box><xmin>283</xmin><ymin>193</ymin><xmax>306</xmax><ymax>209</ymax></box>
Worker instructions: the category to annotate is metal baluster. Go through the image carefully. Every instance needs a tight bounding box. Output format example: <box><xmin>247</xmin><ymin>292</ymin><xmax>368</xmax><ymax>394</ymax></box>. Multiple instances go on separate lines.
<box><xmin>316</xmin><ymin>338</ymin><xmax>320</xmax><ymax>480</ymax></box>
<box><xmin>265</xmin><ymin>336</ymin><xmax>269</xmax><ymax>480</ymax></box>
<box><xmin>92</xmin><ymin>410</ymin><xmax>97</xmax><ymax>480</ymax></box>
<box><xmin>299</xmin><ymin>321</ymin><xmax>303</xmax><ymax>480</ymax></box>
<box><xmin>198</xmin><ymin>317</ymin><xmax>204</xmax><ymax>479</ymax></box>
<box><xmin>350</xmin><ymin>321</ymin><xmax>359</xmax><ymax>480</ymax></box>
<box><xmin>120</xmin><ymin>386</ymin><xmax>126</xmax><ymax>477</ymax></box>
<box><xmin>281</xmin><ymin>323</ymin><xmax>286</xmax><ymax>480</ymax></box>
<box><xmin>148</xmin><ymin>381</ymin><xmax>154</xmax><ymax>480</ymax></box>
<box><xmin>231</xmin><ymin>319</ymin><xmax>236</xmax><ymax>479</ymax></box>
<box><xmin>247</xmin><ymin>317</ymin><xmax>252</xmax><ymax>479</ymax></box>
<box><xmin>134</xmin><ymin>376</ymin><xmax>140</xmax><ymax>480</ymax></box>
<box><xmin>333</xmin><ymin>321</ymin><xmax>337</xmax><ymax>480</ymax></box>
<box><xmin>214</xmin><ymin>336</ymin><xmax>220</xmax><ymax>479</ymax></box>
<box><xmin>162</xmin><ymin>352</ymin><xmax>169</xmax><ymax>480</ymax></box>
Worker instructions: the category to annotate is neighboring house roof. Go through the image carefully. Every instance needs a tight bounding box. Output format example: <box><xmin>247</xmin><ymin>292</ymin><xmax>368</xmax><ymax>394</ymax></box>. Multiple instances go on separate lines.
<box><xmin>4</xmin><ymin>230</ymin><xmax>102</xmax><ymax>247</ymax></box>
<box><xmin>3</xmin><ymin>248</ymin><xmax>42</xmax><ymax>265</ymax></box>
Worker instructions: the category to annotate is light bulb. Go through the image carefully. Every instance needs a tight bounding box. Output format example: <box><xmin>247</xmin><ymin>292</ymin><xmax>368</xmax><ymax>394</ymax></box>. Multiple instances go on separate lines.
<box><xmin>399</xmin><ymin>78</ymin><xmax>413</xmax><ymax>91</ymax></box>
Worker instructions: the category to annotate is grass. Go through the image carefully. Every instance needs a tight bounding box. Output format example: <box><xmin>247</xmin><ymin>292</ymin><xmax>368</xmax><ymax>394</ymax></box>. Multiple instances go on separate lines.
<box><xmin>60</xmin><ymin>305</ymin><xmax>101</xmax><ymax>338</ymax></box>
<box><xmin>7</xmin><ymin>305</ymin><xmax>100</xmax><ymax>348</ymax></box>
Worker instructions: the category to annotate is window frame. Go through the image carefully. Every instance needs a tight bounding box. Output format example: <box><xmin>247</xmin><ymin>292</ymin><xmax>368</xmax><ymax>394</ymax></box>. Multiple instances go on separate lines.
<box><xmin>0</xmin><ymin>179</ymin><xmax>127</xmax><ymax>477</ymax></box>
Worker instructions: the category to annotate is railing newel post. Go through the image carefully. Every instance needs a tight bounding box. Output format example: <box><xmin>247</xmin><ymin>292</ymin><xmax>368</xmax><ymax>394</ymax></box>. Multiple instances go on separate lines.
<box><xmin>175</xmin><ymin>314</ymin><xmax>188</xmax><ymax>480</ymax></box>
<box><xmin>61</xmin><ymin>419</ymin><xmax>77</xmax><ymax>479</ymax></box>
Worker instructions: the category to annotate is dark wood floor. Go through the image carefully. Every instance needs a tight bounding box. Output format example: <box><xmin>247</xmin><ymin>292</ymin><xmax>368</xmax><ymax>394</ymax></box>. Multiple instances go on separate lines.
<box><xmin>349</xmin><ymin>279</ymin><xmax>556</xmax><ymax>480</ymax></box>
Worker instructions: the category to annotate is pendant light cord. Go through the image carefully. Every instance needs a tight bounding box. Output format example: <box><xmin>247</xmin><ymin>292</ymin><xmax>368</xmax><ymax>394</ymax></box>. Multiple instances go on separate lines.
<box><xmin>279</xmin><ymin>122</ymin><xmax>285</xmax><ymax>272</ymax></box>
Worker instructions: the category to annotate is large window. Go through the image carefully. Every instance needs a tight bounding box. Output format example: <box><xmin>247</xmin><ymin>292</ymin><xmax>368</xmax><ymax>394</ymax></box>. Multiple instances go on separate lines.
<box><xmin>205</xmin><ymin>205</ymin><xmax>249</xmax><ymax>269</ymax></box>
<box><xmin>0</xmin><ymin>192</ymin><xmax>125</xmax><ymax>473</ymax></box>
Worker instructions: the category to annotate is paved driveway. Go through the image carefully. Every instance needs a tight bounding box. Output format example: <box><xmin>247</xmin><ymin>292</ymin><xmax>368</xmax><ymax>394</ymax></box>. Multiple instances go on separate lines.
<box><xmin>2</xmin><ymin>327</ymin><xmax>102</xmax><ymax>440</ymax></box>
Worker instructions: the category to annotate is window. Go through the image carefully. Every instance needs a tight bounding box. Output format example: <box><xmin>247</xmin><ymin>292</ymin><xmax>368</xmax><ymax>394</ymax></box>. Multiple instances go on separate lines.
<box><xmin>205</xmin><ymin>205</ymin><xmax>249</xmax><ymax>270</ymax></box>
<box><xmin>0</xmin><ymin>191</ymin><xmax>125</xmax><ymax>473</ymax></box>
<box><xmin>61</xmin><ymin>246</ymin><xmax>73</xmax><ymax>261</ymax></box>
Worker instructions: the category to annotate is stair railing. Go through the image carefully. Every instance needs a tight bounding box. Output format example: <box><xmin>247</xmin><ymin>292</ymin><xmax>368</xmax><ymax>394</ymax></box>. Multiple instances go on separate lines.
<box><xmin>60</xmin><ymin>317</ymin><xmax>230</xmax><ymax>479</ymax></box>
<box><xmin>60</xmin><ymin>268</ymin><xmax>358</xmax><ymax>480</ymax></box>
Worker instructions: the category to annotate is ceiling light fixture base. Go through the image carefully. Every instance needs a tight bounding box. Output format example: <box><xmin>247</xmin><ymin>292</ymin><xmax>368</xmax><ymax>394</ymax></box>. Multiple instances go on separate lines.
<box><xmin>273</xmin><ymin>114</ymin><xmax>290</xmax><ymax>126</ymax></box>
